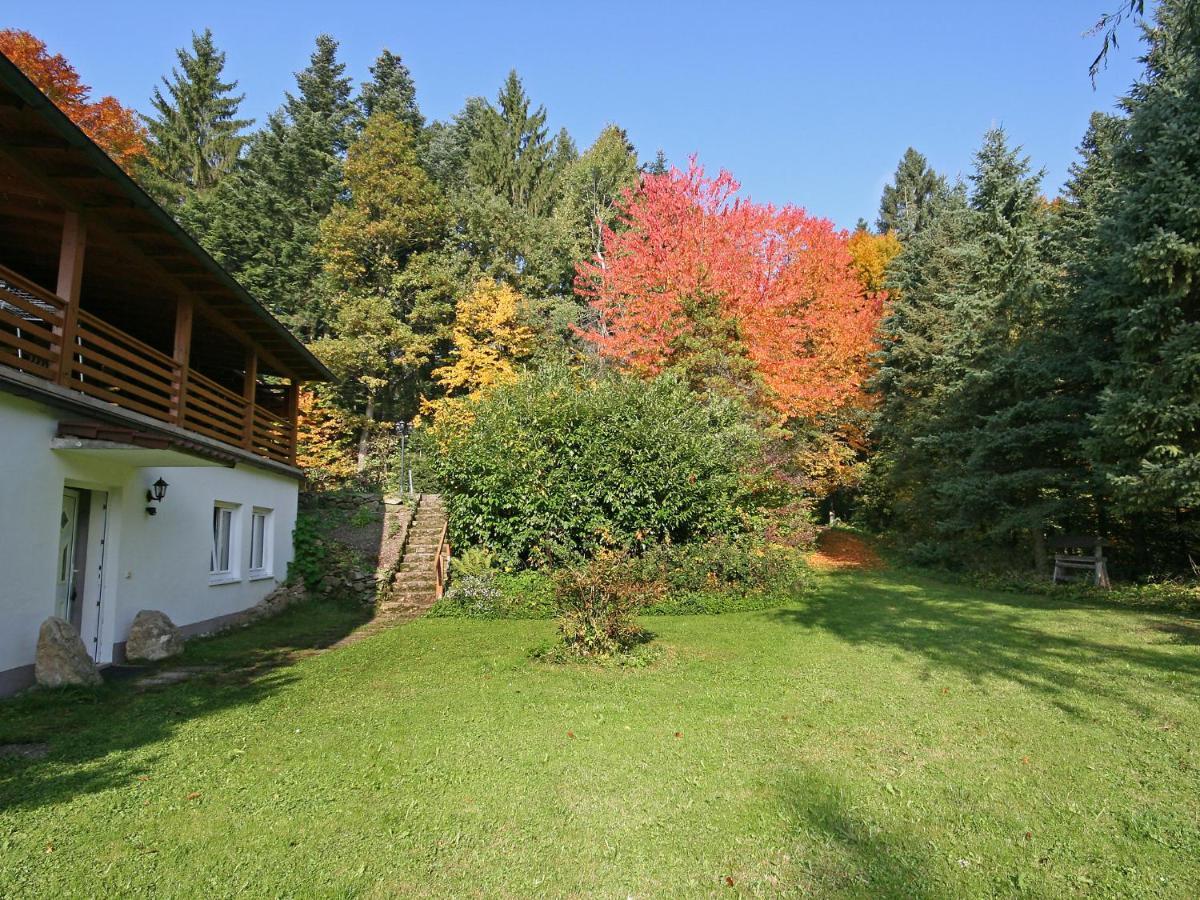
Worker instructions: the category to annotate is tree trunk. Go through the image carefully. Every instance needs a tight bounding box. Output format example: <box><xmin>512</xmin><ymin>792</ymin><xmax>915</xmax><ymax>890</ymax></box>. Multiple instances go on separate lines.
<box><xmin>1032</xmin><ymin>527</ymin><xmax>1047</xmax><ymax>573</ymax></box>
<box><xmin>356</xmin><ymin>392</ymin><xmax>375</xmax><ymax>473</ymax></box>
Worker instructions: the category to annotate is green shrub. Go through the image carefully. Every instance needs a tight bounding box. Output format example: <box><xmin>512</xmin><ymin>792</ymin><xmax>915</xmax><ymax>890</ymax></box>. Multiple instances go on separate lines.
<box><xmin>431</xmin><ymin>366</ymin><xmax>759</xmax><ymax>568</ymax></box>
<box><xmin>553</xmin><ymin>556</ymin><xmax>658</xmax><ymax>658</ymax></box>
<box><xmin>451</xmin><ymin>547</ymin><xmax>497</xmax><ymax>579</ymax></box>
<box><xmin>289</xmin><ymin>512</ymin><xmax>329</xmax><ymax>590</ymax></box>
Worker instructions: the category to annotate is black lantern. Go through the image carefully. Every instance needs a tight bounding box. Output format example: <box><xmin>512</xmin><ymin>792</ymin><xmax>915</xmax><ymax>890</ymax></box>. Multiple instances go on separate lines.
<box><xmin>145</xmin><ymin>477</ymin><xmax>169</xmax><ymax>515</ymax></box>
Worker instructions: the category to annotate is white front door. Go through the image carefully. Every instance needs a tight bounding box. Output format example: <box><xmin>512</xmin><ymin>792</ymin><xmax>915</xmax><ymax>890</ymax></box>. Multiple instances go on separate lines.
<box><xmin>56</xmin><ymin>489</ymin><xmax>80</xmax><ymax>621</ymax></box>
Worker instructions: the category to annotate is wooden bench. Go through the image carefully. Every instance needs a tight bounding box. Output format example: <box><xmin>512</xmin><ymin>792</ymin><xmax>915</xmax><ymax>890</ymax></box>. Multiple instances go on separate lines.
<box><xmin>1049</xmin><ymin>535</ymin><xmax>1110</xmax><ymax>588</ymax></box>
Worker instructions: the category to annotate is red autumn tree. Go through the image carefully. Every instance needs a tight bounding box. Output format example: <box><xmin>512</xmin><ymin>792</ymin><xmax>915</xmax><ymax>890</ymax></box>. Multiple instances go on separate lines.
<box><xmin>576</xmin><ymin>160</ymin><xmax>878</xmax><ymax>420</ymax></box>
<box><xmin>0</xmin><ymin>30</ymin><xmax>146</xmax><ymax>170</ymax></box>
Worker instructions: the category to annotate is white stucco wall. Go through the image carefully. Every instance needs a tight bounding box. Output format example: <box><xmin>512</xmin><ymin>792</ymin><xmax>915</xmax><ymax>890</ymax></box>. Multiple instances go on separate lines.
<box><xmin>0</xmin><ymin>391</ymin><xmax>299</xmax><ymax>691</ymax></box>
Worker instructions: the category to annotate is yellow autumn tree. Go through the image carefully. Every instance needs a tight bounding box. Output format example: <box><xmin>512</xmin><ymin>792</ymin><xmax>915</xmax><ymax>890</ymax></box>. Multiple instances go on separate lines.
<box><xmin>296</xmin><ymin>389</ymin><xmax>357</xmax><ymax>489</ymax></box>
<box><xmin>847</xmin><ymin>228</ymin><xmax>902</xmax><ymax>297</ymax></box>
<box><xmin>422</xmin><ymin>278</ymin><xmax>533</xmax><ymax>432</ymax></box>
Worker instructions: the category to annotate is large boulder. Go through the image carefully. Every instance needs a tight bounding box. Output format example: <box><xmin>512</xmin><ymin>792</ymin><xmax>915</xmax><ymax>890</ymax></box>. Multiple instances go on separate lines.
<box><xmin>35</xmin><ymin>617</ymin><xmax>101</xmax><ymax>687</ymax></box>
<box><xmin>125</xmin><ymin>610</ymin><xmax>184</xmax><ymax>662</ymax></box>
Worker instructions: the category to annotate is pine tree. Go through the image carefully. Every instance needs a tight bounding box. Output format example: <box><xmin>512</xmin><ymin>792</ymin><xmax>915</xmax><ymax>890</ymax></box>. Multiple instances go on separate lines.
<box><xmin>141</xmin><ymin>29</ymin><xmax>251</xmax><ymax>206</ymax></box>
<box><xmin>877</xmin><ymin>147</ymin><xmax>948</xmax><ymax>238</ymax></box>
<box><xmin>1089</xmin><ymin>0</ymin><xmax>1200</xmax><ymax>527</ymax></box>
<box><xmin>871</xmin><ymin>131</ymin><xmax>1062</xmax><ymax>559</ymax></box>
<box><xmin>359</xmin><ymin>48</ymin><xmax>423</xmax><ymax>133</ymax></box>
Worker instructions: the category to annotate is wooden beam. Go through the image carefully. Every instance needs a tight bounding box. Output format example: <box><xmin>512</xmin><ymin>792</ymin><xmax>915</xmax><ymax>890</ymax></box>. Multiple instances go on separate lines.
<box><xmin>286</xmin><ymin>380</ymin><xmax>300</xmax><ymax>465</ymax></box>
<box><xmin>242</xmin><ymin>349</ymin><xmax>257</xmax><ymax>449</ymax></box>
<box><xmin>54</xmin><ymin>211</ymin><xmax>86</xmax><ymax>384</ymax></box>
<box><xmin>173</xmin><ymin>294</ymin><xmax>193</xmax><ymax>424</ymax></box>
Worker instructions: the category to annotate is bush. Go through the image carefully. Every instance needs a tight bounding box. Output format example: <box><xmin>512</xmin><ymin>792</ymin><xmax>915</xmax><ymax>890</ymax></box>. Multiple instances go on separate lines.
<box><xmin>553</xmin><ymin>556</ymin><xmax>659</xmax><ymax>657</ymax></box>
<box><xmin>430</xmin><ymin>366</ymin><xmax>759</xmax><ymax>568</ymax></box>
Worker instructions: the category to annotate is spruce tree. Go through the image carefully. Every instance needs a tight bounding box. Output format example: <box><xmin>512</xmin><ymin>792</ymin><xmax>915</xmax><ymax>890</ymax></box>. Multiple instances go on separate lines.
<box><xmin>877</xmin><ymin>147</ymin><xmax>949</xmax><ymax>238</ymax></box>
<box><xmin>184</xmin><ymin>34</ymin><xmax>357</xmax><ymax>337</ymax></box>
<box><xmin>468</xmin><ymin>70</ymin><xmax>557</xmax><ymax>216</ymax></box>
<box><xmin>359</xmin><ymin>49</ymin><xmax>423</xmax><ymax>133</ymax></box>
<box><xmin>1089</xmin><ymin>0</ymin><xmax>1200</xmax><ymax>529</ymax></box>
<box><xmin>871</xmin><ymin>131</ymin><xmax>1063</xmax><ymax>562</ymax></box>
<box><xmin>141</xmin><ymin>29</ymin><xmax>251</xmax><ymax>206</ymax></box>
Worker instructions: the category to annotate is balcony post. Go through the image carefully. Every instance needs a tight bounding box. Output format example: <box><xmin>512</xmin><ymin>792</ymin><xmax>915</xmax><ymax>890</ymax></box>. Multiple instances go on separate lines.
<box><xmin>242</xmin><ymin>349</ymin><xmax>257</xmax><ymax>449</ymax></box>
<box><xmin>54</xmin><ymin>211</ymin><xmax>86</xmax><ymax>384</ymax></box>
<box><xmin>286</xmin><ymin>380</ymin><xmax>300</xmax><ymax>465</ymax></box>
<box><xmin>172</xmin><ymin>294</ymin><xmax>193</xmax><ymax>424</ymax></box>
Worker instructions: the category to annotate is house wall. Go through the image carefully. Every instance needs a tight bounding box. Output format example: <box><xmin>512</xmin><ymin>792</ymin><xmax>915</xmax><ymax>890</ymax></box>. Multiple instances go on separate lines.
<box><xmin>0</xmin><ymin>391</ymin><xmax>300</xmax><ymax>695</ymax></box>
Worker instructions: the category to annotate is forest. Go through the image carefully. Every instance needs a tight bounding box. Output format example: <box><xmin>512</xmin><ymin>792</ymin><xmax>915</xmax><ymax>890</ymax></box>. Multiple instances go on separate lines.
<box><xmin>2</xmin><ymin>0</ymin><xmax>1198</xmax><ymax>583</ymax></box>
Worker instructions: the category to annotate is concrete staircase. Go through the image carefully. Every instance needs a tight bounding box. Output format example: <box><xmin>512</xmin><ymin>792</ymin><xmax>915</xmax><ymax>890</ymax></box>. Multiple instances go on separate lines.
<box><xmin>384</xmin><ymin>494</ymin><xmax>448</xmax><ymax>618</ymax></box>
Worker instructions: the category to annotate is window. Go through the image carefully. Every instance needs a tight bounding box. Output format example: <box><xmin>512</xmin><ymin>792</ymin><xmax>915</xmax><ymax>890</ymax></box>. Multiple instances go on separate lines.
<box><xmin>249</xmin><ymin>508</ymin><xmax>273</xmax><ymax>578</ymax></box>
<box><xmin>210</xmin><ymin>502</ymin><xmax>240</xmax><ymax>582</ymax></box>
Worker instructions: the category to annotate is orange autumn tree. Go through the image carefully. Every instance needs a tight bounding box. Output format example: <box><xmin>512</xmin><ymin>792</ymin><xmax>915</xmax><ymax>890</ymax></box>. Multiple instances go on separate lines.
<box><xmin>0</xmin><ymin>30</ymin><xmax>146</xmax><ymax>169</ymax></box>
<box><xmin>576</xmin><ymin>160</ymin><xmax>878</xmax><ymax>421</ymax></box>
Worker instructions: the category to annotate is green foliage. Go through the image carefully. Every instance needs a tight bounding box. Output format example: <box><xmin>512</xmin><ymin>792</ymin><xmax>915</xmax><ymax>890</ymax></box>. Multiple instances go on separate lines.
<box><xmin>358</xmin><ymin>49</ymin><xmax>423</xmax><ymax>133</ymax></box>
<box><xmin>182</xmin><ymin>34</ymin><xmax>357</xmax><ymax>338</ymax></box>
<box><xmin>876</xmin><ymin>147</ymin><xmax>949</xmax><ymax>238</ymax></box>
<box><xmin>140</xmin><ymin>28</ymin><xmax>251</xmax><ymax>206</ymax></box>
<box><xmin>1088</xmin><ymin>0</ymin><xmax>1200</xmax><ymax>518</ymax></box>
<box><xmin>430</xmin><ymin>571</ymin><xmax>555</xmax><ymax>619</ymax></box>
<box><xmin>634</xmin><ymin>539</ymin><xmax>812</xmax><ymax>615</ymax></box>
<box><xmin>450</xmin><ymin>546</ymin><xmax>497</xmax><ymax>579</ymax></box>
<box><xmin>431</xmin><ymin>366</ymin><xmax>759</xmax><ymax>567</ymax></box>
<box><xmin>288</xmin><ymin>511</ymin><xmax>331</xmax><ymax>590</ymax></box>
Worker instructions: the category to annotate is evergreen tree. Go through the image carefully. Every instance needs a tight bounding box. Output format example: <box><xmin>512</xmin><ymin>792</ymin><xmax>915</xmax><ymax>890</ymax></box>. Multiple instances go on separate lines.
<box><xmin>183</xmin><ymin>34</ymin><xmax>357</xmax><ymax>337</ymax></box>
<box><xmin>1089</xmin><ymin>0</ymin><xmax>1200</xmax><ymax>531</ymax></box>
<box><xmin>871</xmin><ymin>131</ymin><xmax>1065</xmax><ymax>562</ymax></box>
<box><xmin>877</xmin><ymin>147</ymin><xmax>949</xmax><ymax>238</ymax></box>
<box><xmin>141</xmin><ymin>29</ymin><xmax>251</xmax><ymax>206</ymax></box>
<box><xmin>468</xmin><ymin>70</ymin><xmax>558</xmax><ymax>216</ymax></box>
<box><xmin>645</xmin><ymin>149</ymin><xmax>669</xmax><ymax>176</ymax></box>
<box><xmin>359</xmin><ymin>48</ymin><xmax>423</xmax><ymax>133</ymax></box>
<box><xmin>421</xmin><ymin>96</ymin><xmax>488</xmax><ymax>190</ymax></box>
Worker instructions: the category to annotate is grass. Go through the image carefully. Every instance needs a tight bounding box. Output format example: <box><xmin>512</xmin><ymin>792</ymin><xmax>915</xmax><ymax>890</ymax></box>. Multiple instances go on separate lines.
<box><xmin>1</xmin><ymin>569</ymin><xmax>1198</xmax><ymax>897</ymax></box>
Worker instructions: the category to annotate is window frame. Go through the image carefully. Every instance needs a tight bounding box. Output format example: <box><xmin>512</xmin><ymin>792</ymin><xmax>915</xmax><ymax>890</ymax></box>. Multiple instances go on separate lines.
<box><xmin>248</xmin><ymin>507</ymin><xmax>274</xmax><ymax>580</ymax></box>
<box><xmin>209</xmin><ymin>501</ymin><xmax>241</xmax><ymax>585</ymax></box>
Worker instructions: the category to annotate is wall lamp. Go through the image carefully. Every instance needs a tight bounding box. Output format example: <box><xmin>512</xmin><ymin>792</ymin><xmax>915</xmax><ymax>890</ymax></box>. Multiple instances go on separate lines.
<box><xmin>145</xmin><ymin>477</ymin><xmax>169</xmax><ymax>515</ymax></box>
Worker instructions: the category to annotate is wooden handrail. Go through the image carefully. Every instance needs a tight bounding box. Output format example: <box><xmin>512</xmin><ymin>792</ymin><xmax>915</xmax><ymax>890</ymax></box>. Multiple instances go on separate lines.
<box><xmin>433</xmin><ymin>518</ymin><xmax>451</xmax><ymax>601</ymax></box>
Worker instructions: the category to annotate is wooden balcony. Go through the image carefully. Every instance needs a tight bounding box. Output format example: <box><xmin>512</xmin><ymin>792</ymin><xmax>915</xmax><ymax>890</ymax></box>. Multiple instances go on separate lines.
<box><xmin>0</xmin><ymin>264</ymin><xmax>297</xmax><ymax>466</ymax></box>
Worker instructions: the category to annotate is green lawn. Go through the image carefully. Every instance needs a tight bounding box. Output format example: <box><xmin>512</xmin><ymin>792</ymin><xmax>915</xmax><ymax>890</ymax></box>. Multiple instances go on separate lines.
<box><xmin>2</xmin><ymin>570</ymin><xmax>1198</xmax><ymax>898</ymax></box>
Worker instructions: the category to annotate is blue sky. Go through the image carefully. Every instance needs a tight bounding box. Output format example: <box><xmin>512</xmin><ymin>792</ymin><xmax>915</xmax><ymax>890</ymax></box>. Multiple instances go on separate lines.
<box><xmin>9</xmin><ymin>1</ymin><xmax>1145</xmax><ymax>228</ymax></box>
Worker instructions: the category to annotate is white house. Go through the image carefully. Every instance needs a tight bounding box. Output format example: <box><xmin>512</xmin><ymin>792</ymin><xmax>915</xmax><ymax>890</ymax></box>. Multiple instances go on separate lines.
<box><xmin>0</xmin><ymin>53</ymin><xmax>331</xmax><ymax>694</ymax></box>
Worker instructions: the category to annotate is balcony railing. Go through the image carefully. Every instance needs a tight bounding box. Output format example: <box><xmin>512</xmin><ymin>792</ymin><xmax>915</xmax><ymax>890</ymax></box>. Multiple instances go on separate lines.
<box><xmin>0</xmin><ymin>266</ymin><xmax>295</xmax><ymax>465</ymax></box>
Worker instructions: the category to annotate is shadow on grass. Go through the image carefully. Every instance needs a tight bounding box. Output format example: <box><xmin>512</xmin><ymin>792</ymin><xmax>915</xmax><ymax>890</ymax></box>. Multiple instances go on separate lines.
<box><xmin>0</xmin><ymin>595</ymin><xmax>372</xmax><ymax>815</ymax></box>
<box><xmin>775</xmin><ymin>770</ymin><xmax>945</xmax><ymax>899</ymax></box>
<box><xmin>774</xmin><ymin>572</ymin><xmax>1200</xmax><ymax>720</ymax></box>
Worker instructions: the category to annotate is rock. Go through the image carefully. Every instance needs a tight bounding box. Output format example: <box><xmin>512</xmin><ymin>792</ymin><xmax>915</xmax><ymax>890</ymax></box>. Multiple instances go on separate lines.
<box><xmin>125</xmin><ymin>610</ymin><xmax>184</xmax><ymax>662</ymax></box>
<box><xmin>35</xmin><ymin>617</ymin><xmax>101</xmax><ymax>687</ymax></box>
